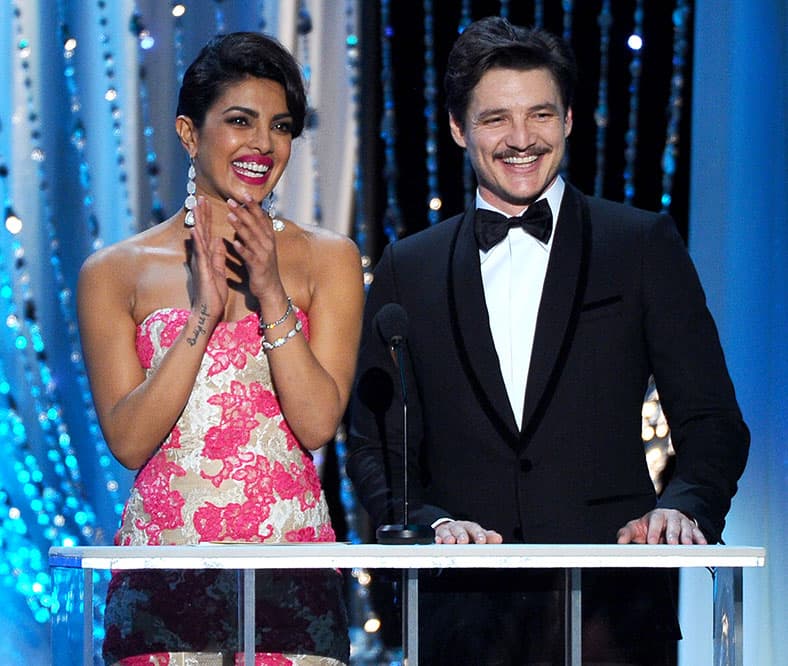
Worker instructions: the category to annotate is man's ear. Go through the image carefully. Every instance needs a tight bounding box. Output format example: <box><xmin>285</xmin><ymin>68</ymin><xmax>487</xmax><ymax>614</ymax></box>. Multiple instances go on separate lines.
<box><xmin>175</xmin><ymin>115</ymin><xmax>198</xmax><ymax>157</ymax></box>
<box><xmin>563</xmin><ymin>106</ymin><xmax>573</xmax><ymax>139</ymax></box>
<box><xmin>448</xmin><ymin>113</ymin><xmax>467</xmax><ymax>149</ymax></box>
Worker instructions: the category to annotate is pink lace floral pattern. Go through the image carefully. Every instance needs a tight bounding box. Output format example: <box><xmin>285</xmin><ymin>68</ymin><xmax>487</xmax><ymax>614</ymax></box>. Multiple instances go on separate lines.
<box><xmin>119</xmin><ymin>307</ymin><xmax>332</xmax><ymax>547</ymax></box>
<box><xmin>105</xmin><ymin>308</ymin><xmax>347</xmax><ymax>666</ymax></box>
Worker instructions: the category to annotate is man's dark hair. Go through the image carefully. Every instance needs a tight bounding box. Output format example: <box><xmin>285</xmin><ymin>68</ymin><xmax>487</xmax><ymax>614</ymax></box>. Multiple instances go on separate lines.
<box><xmin>177</xmin><ymin>31</ymin><xmax>307</xmax><ymax>137</ymax></box>
<box><xmin>444</xmin><ymin>16</ymin><xmax>578</xmax><ymax>128</ymax></box>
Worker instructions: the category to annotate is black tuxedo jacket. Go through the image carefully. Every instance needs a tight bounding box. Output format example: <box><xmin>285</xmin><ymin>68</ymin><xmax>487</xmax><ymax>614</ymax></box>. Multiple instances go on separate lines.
<box><xmin>348</xmin><ymin>183</ymin><xmax>749</xmax><ymax>547</ymax></box>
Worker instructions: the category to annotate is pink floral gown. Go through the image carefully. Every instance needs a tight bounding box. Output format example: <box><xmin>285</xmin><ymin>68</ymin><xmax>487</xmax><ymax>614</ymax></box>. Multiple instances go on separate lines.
<box><xmin>102</xmin><ymin>308</ymin><xmax>349</xmax><ymax>666</ymax></box>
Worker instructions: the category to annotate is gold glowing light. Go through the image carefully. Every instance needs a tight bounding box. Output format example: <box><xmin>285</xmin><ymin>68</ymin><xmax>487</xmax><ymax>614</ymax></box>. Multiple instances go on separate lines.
<box><xmin>363</xmin><ymin>617</ymin><xmax>381</xmax><ymax>633</ymax></box>
<box><xmin>641</xmin><ymin>400</ymin><xmax>658</xmax><ymax>419</ymax></box>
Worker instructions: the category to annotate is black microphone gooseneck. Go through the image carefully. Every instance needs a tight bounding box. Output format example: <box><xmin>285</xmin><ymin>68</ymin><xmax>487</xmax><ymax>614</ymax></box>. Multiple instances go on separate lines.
<box><xmin>373</xmin><ymin>303</ymin><xmax>433</xmax><ymax>545</ymax></box>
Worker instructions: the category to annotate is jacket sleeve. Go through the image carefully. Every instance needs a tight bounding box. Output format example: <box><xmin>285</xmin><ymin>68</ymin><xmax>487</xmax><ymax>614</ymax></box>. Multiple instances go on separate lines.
<box><xmin>346</xmin><ymin>244</ymin><xmax>448</xmax><ymax>532</ymax></box>
<box><xmin>643</xmin><ymin>215</ymin><xmax>749</xmax><ymax>543</ymax></box>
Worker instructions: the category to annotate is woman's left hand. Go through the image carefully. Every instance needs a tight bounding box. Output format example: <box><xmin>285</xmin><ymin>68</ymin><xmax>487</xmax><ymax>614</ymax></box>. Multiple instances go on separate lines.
<box><xmin>225</xmin><ymin>193</ymin><xmax>284</xmax><ymax>302</ymax></box>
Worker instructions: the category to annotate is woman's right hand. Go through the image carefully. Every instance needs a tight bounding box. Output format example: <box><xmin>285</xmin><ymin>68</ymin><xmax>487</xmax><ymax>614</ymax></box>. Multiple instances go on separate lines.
<box><xmin>189</xmin><ymin>196</ymin><xmax>229</xmax><ymax>325</ymax></box>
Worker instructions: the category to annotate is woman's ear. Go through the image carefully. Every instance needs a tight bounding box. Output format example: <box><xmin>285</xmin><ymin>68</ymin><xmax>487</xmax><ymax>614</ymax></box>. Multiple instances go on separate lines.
<box><xmin>175</xmin><ymin>115</ymin><xmax>198</xmax><ymax>156</ymax></box>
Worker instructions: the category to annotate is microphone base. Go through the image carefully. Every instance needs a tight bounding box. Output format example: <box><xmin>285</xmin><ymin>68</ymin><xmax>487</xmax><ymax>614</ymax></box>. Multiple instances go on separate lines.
<box><xmin>376</xmin><ymin>523</ymin><xmax>434</xmax><ymax>545</ymax></box>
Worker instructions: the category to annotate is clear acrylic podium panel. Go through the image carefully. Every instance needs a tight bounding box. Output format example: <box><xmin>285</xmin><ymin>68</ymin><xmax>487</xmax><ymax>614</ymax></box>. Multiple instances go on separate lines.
<box><xmin>49</xmin><ymin>543</ymin><xmax>765</xmax><ymax>666</ymax></box>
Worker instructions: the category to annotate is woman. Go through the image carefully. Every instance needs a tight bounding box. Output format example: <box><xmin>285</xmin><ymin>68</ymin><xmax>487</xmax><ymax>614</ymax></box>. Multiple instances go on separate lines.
<box><xmin>78</xmin><ymin>32</ymin><xmax>363</xmax><ymax>665</ymax></box>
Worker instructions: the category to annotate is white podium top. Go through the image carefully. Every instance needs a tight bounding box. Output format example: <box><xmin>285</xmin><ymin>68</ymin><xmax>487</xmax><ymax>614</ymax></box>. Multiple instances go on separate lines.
<box><xmin>48</xmin><ymin>543</ymin><xmax>766</xmax><ymax>571</ymax></box>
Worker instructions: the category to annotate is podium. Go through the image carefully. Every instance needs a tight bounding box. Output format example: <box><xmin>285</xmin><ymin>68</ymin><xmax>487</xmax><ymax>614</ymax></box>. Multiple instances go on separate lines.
<box><xmin>49</xmin><ymin>543</ymin><xmax>765</xmax><ymax>666</ymax></box>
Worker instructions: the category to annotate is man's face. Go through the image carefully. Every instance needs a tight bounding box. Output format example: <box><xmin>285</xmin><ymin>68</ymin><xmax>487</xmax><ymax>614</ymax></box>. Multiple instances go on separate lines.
<box><xmin>450</xmin><ymin>67</ymin><xmax>572</xmax><ymax>216</ymax></box>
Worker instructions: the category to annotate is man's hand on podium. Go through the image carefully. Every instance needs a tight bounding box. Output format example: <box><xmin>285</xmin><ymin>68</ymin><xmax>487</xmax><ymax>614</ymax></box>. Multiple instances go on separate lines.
<box><xmin>433</xmin><ymin>519</ymin><xmax>504</xmax><ymax>545</ymax></box>
<box><xmin>616</xmin><ymin>508</ymin><xmax>707</xmax><ymax>545</ymax></box>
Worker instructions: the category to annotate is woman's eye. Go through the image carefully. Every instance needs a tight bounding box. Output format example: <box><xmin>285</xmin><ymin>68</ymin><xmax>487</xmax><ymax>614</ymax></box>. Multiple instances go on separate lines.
<box><xmin>274</xmin><ymin>121</ymin><xmax>293</xmax><ymax>134</ymax></box>
<box><xmin>228</xmin><ymin>116</ymin><xmax>249</xmax><ymax>126</ymax></box>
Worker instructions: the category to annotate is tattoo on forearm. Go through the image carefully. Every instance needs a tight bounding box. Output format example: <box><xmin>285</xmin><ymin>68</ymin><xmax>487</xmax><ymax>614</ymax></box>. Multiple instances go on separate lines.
<box><xmin>186</xmin><ymin>304</ymin><xmax>210</xmax><ymax>346</ymax></box>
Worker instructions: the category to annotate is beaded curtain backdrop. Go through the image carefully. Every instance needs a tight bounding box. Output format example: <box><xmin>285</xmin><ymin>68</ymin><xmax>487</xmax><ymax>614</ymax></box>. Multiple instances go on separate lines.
<box><xmin>0</xmin><ymin>0</ymin><xmax>694</xmax><ymax>664</ymax></box>
<box><xmin>0</xmin><ymin>1</ymin><xmax>362</xmax><ymax>664</ymax></box>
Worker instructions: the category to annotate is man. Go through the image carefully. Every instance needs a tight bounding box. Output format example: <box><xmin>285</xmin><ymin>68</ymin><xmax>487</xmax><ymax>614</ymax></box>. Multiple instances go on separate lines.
<box><xmin>347</xmin><ymin>17</ymin><xmax>749</xmax><ymax>665</ymax></box>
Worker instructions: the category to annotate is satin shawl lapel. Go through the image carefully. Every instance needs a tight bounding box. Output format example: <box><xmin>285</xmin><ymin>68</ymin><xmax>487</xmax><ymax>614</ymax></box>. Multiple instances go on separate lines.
<box><xmin>447</xmin><ymin>208</ymin><xmax>520</xmax><ymax>444</ymax></box>
<box><xmin>521</xmin><ymin>184</ymin><xmax>591</xmax><ymax>444</ymax></box>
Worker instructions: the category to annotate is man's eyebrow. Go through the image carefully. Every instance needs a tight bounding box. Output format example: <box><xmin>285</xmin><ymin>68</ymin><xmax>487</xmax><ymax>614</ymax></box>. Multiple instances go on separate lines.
<box><xmin>474</xmin><ymin>107</ymin><xmax>509</xmax><ymax>120</ymax></box>
<box><xmin>473</xmin><ymin>102</ymin><xmax>561</xmax><ymax>121</ymax></box>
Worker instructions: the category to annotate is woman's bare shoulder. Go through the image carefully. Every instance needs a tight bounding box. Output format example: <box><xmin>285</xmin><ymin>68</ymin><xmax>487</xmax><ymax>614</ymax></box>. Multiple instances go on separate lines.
<box><xmin>80</xmin><ymin>220</ymin><xmax>182</xmax><ymax>277</ymax></box>
<box><xmin>290</xmin><ymin>221</ymin><xmax>361</xmax><ymax>265</ymax></box>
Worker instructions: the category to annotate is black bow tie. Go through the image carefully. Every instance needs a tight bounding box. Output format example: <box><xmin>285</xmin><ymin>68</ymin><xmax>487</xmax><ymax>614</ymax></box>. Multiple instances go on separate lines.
<box><xmin>473</xmin><ymin>198</ymin><xmax>553</xmax><ymax>251</ymax></box>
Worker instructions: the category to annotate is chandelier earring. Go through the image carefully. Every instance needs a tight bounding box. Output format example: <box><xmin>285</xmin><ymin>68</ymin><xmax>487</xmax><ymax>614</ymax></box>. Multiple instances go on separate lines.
<box><xmin>184</xmin><ymin>157</ymin><xmax>197</xmax><ymax>227</ymax></box>
<box><xmin>265</xmin><ymin>191</ymin><xmax>285</xmax><ymax>233</ymax></box>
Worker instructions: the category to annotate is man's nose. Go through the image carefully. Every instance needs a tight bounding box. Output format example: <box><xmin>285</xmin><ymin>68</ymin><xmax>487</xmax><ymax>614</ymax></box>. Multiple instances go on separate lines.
<box><xmin>505</xmin><ymin>119</ymin><xmax>535</xmax><ymax>151</ymax></box>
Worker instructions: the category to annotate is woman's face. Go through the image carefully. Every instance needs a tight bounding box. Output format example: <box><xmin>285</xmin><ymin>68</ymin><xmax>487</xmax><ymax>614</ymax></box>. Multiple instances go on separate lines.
<box><xmin>188</xmin><ymin>76</ymin><xmax>294</xmax><ymax>205</ymax></box>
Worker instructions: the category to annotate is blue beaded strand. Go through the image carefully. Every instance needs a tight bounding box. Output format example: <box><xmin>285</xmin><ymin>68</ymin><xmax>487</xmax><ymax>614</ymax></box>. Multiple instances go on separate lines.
<box><xmin>593</xmin><ymin>1</ymin><xmax>612</xmax><ymax>197</ymax></box>
<box><xmin>458</xmin><ymin>1</ymin><xmax>475</xmax><ymax>209</ymax></box>
<box><xmin>131</xmin><ymin>5</ymin><xmax>166</xmax><ymax>227</ymax></box>
<box><xmin>57</xmin><ymin>1</ymin><xmax>104</xmax><ymax>250</ymax></box>
<box><xmin>297</xmin><ymin>1</ymin><xmax>323</xmax><ymax>225</ymax></box>
<box><xmin>623</xmin><ymin>1</ymin><xmax>644</xmax><ymax>205</ymax></box>
<box><xmin>379</xmin><ymin>0</ymin><xmax>402</xmax><ymax>244</ymax></box>
<box><xmin>172</xmin><ymin>2</ymin><xmax>187</xmax><ymax>85</ymax></box>
<box><xmin>94</xmin><ymin>0</ymin><xmax>135</xmax><ymax>233</ymax></box>
<box><xmin>660</xmin><ymin>1</ymin><xmax>690</xmax><ymax>213</ymax></box>
<box><xmin>534</xmin><ymin>0</ymin><xmax>545</xmax><ymax>28</ymax></box>
<box><xmin>423</xmin><ymin>0</ymin><xmax>441</xmax><ymax>225</ymax></box>
<box><xmin>562</xmin><ymin>0</ymin><xmax>574</xmax><ymax>43</ymax></box>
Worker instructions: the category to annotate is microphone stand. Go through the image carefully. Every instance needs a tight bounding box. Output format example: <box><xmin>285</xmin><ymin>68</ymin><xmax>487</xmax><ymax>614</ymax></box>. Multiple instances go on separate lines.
<box><xmin>376</xmin><ymin>334</ymin><xmax>434</xmax><ymax>545</ymax></box>
<box><xmin>375</xmin><ymin>334</ymin><xmax>432</xmax><ymax>666</ymax></box>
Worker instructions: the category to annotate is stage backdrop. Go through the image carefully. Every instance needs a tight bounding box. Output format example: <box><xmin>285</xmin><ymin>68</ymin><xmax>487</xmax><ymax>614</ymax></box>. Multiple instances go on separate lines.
<box><xmin>0</xmin><ymin>1</ymin><xmax>783</xmax><ymax>665</ymax></box>
<box><xmin>0</xmin><ymin>1</ymin><xmax>361</xmax><ymax>663</ymax></box>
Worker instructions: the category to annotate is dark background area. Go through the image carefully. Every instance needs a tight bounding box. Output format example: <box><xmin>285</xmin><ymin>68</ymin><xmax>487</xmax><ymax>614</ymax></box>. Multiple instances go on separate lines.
<box><xmin>356</xmin><ymin>1</ymin><xmax>693</xmax><ymax>265</ymax></box>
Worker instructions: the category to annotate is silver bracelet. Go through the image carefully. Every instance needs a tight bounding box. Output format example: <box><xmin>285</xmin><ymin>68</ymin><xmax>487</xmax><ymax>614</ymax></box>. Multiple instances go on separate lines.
<box><xmin>258</xmin><ymin>297</ymin><xmax>293</xmax><ymax>333</ymax></box>
<box><xmin>261</xmin><ymin>317</ymin><xmax>303</xmax><ymax>352</ymax></box>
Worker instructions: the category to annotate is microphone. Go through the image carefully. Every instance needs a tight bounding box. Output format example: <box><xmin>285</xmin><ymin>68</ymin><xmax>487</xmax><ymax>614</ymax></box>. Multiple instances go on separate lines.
<box><xmin>375</xmin><ymin>302</ymin><xmax>408</xmax><ymax>352</ymax></box>
<box><xmin>372</xmin><ymin>303</ymin><xmax>433</xmax><ymax>545</ymax></box>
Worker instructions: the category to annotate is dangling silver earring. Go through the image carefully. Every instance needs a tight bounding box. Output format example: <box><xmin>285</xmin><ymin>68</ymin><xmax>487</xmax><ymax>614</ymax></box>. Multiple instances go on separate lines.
<box><xmin>265</xmin><ymin>192</ymin><xmax>285</xmax><ymax>233</ymax></box>
<box><xmin>184</xmin><ymin>157</ymin><xmax>197</xmax><ymax>227</ymax></box>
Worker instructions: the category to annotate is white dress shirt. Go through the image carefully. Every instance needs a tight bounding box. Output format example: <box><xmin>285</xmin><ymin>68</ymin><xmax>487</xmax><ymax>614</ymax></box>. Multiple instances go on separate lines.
<box><xmin>477</xmin><ymin>177</ymin><xmax>565</xmax><ymax>430</ymax></box>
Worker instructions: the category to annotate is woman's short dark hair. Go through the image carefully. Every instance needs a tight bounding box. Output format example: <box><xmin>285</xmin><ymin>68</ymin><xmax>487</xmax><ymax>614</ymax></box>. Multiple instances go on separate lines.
<box><xmin>177</xmin><ymin>32</ymin><xmax>307</xmax><ymax>137</ymax></box>
<box><xmin>445</xmin><ymin>17</ymin><xmax>577</xmax><ymax>129</ymax></box>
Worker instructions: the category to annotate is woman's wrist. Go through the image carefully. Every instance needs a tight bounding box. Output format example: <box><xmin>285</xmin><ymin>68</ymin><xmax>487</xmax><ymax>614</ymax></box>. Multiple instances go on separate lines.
<box><xmin>258</xmin><ymin>296</ymin><xmax>293</xmax><ymax>333</ymax></box>
<box><xmin>257</xmin><ymin>290</ymin><xmax>292</xmax><ymax>327</ymax></box>
<box><xmin>185</xmin><ymin>302</ymin><xmax>217</xmax><ymax>347</ymax></box>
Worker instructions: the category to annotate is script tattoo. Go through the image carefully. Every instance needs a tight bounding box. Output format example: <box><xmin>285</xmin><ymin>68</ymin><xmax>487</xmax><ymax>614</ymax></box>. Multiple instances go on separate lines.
<box><xmin>186</xmin><ymin>304</ymin><xmax>210</xmax><ymax>346</ymax></box>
